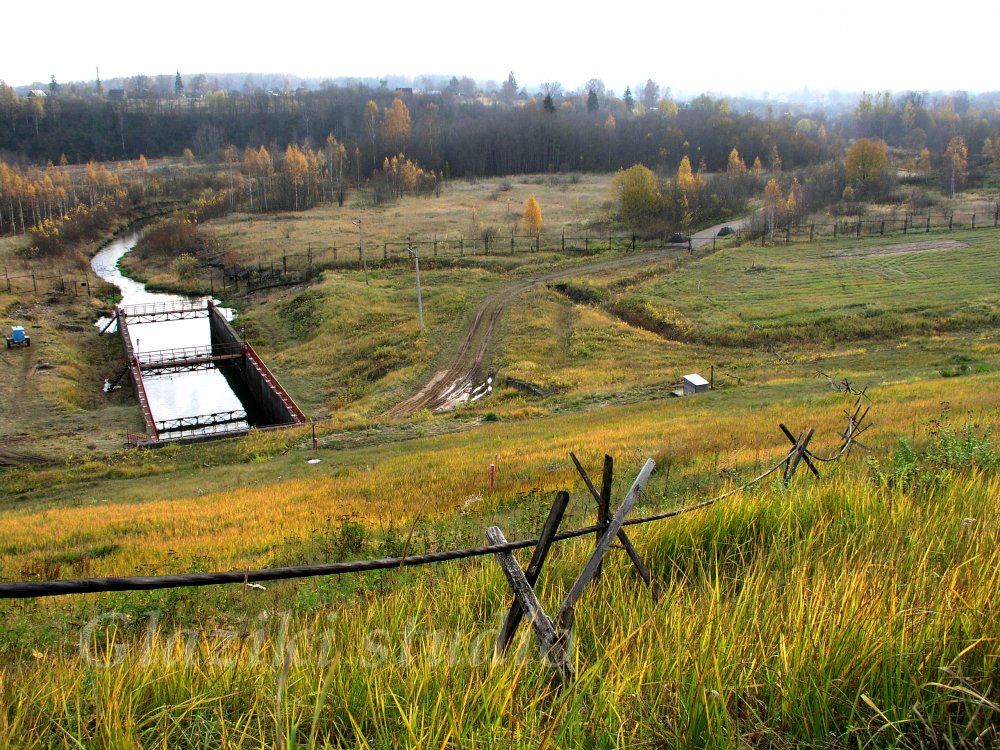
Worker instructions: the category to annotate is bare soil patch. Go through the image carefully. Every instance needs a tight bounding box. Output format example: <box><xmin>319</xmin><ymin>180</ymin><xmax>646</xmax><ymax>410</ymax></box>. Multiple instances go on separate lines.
<box><xmin>827</xmin><ymin>240</ymin><xmax>970</xmax><ymax>259</ymax></box>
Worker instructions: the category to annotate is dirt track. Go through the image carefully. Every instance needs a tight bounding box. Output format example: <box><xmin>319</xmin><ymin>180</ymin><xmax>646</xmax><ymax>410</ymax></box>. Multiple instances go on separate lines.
<box><xmin>383</xmin><ymin>217</ymin><xmax>748</xmax><ymax>418</ymax></box>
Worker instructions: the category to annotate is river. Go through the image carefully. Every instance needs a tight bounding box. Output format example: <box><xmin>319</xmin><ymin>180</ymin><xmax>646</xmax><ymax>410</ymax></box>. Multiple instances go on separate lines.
<box><xmin>91</xmin><ymin>230</ymin><xmax>259</xmax><ymax>437</ymax></box>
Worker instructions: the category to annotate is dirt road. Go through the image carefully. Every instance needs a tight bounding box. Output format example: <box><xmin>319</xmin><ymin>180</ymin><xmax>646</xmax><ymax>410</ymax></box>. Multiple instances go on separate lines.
<box><xmin>383</xmin><ymin>217</ymin><xmax>750</xmax><ymax>418</ymax></box>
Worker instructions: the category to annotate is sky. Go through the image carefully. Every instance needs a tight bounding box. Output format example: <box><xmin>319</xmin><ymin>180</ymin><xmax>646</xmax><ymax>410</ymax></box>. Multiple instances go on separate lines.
<box><xmin>5</xmin><ymin>0</ymin><xmax>996</xmax><ymax>96</ymax></box>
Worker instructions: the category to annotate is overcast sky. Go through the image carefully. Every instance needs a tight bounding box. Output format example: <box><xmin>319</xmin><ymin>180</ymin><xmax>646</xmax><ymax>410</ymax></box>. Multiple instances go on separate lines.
<box><xmin>5</xmin><ymin>0</ymin><xmax>995</xmax><ymax>95</ymax></box>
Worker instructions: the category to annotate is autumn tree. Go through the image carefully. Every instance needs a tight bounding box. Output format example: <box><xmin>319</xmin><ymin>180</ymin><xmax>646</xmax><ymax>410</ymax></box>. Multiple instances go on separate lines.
<box><xmin>769</xmin><ymin>144</ymin><xmax>782</xmax><ymax>172</ymax></box>
<box><xmin>845</xmin><ymin>138</ymin><xmax>890</xmax><ymax>198</ymax></box>
<box><xmin>726</xmin><ymin>147</ymin><xmax>747</xmax><ymax>175</ymax></box>
<box><xmin>382</xmin><ymin>98</ymin><xmax>411</xmax><ymax>152</ymax></box>
<box><xmin>943</xmin><ymin>136</ymin><xmax>968</xmax><ymax>198</ymax></box>
<box><xmin>325</xmin><ymin>134</ymin><xmax>348</xmax><ymax>206</ymax></box>
<box><xmin>613</xmin><ymin>164</ymin><xmax>660</xmax><ymax>231</ymax></box>
<box><xmin>363</xmin><ymin>100</ymin><xmax>380</xmax><ymax>167</ymax></box>
<box><xmin>522</xmin><ymin>194</ymin><xmax>542</xmax><ymax>234</ymax></box>
<box><xmin>676</xmin><ymin>155</ymin><xmax>701</xmax><ymax>194</ymax></box>
<box><xmin>282</xmin><ymin>144</ymin><xmax>309</xmax><ymax>209</ymax></box>
<box><xmin>763</xmin><ymin>178</ymin><xmax>784</xmax><ymax>236</ymax></box>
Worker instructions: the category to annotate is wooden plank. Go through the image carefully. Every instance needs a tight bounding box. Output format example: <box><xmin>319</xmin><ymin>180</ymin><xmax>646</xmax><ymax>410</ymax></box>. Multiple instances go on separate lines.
<box><xmin>779</xmin><ymin>423</ymin><xmax>820</xmax><ymax>478</ymax></box>
<box><xmin>486</xmin><ymin>526</ymin><xmax>574</xmax><ymax>680</ymax></box>
<box><xmin>486</xmin><ymin>527</ymin><xmax>557</xmax><ymax>652</ymax></box>
<box><xmin>595</xmin><ymin>454</ymin><xmax>613</xmax><ymax>580</ymax></box>
<box><xmin>495</xmin><ymin>491</ymin><xmax>569</xmax><ymax>655</ymax></box>
<box><xmin>785</xmin><ymin>428</ymin><xmax>816</xmax><ymax>483</ymax></box>
<box><xmin>557</xmin><ymin>459</ymin><xmax>654</xmax><ymax>622</ymax></box>
<box><xmin>571</xmin><ymin>452</ymin><xmax>660</xmax><ymax>596</ymax></box>
<box><xmin>569</xmin><ymin>452</ymin><xmax>601</xmax><ymax>502</ymax></box>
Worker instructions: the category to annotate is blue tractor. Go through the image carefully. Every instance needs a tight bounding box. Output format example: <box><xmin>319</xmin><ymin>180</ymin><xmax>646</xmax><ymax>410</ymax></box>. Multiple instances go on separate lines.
<box><xmin>5</xmin><ymin>325</ymin><xmax>30</xmax><ymax>348</ymax></box>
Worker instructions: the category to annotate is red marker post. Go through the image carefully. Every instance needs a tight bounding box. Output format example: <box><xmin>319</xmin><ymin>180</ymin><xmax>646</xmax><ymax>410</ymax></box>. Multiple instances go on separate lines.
<box><xmin>489</xmin><ymin>463</ymin><xmax>496</xmax><ymax>488</ymax></box>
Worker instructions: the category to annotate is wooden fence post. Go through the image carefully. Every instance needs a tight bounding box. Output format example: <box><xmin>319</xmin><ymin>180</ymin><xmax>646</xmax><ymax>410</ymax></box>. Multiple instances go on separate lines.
<box><xmin>561</xmin><ymin>231</ymin><xmax>565</xmax><ymax>252</ymax></box>
<box><xmin>486</xmin><ymin>525</ymin><xmax>573</xmax><ymax>680</ymax></box>
<box><xmin>949</xmin><ymin>214</ymin><xmax>954</xmax><ymax>231</ymax></box>
<box><xmin>810</xmin><ymin>224</ymin><xmax>814</xmax><ymax>241</ymax></box>
<box><xmin>926</xmin><ymin>215</ymin><xmax>931</xmax><ymax>233</ymax></box>
<box><xmin>495</xmin><ymin>491</ymin><xmax>570</xmax><ymax>656</ymax></box>
<box><xmin>569</xmin><ymin>453</ymin><xmax>661</xmax><ymax>598</ymax></box>
<box><xmin>555</xmin><ymin>459</ymin><xmax>654</xmax><ymax>642</ymax></box>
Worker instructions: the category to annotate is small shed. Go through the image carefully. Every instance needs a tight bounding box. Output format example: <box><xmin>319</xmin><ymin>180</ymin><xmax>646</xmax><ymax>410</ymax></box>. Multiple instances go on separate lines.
<box><xmin>682</xmin><ymin>373</ymin><xmax>710</xmax><ymax>396</ymax></box>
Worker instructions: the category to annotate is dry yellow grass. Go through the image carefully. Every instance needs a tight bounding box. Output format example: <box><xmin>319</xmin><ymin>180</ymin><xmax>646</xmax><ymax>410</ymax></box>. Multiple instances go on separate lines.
<box><xmin>200</xmin><ymin>174</ymin><xmax>614</xmax><ymax>266</ymax></box>
<box><xmin>2</xmin><ymin>371</ymin><xmax>997</xmax><ymax>582</ymax></box>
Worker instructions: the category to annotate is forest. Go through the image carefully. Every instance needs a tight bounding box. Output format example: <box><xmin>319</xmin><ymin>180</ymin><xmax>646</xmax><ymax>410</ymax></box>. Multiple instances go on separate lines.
<box><xmin>2</xmin><ymin>80</ymin><xmax>1000</xmax><ymax>246</ymax></box>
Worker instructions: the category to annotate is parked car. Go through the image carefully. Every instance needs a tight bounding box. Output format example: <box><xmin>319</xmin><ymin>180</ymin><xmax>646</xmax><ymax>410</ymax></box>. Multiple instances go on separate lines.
<box><xmin>668</xmin><ymin>232</ymin><xmax>689</xmax><ymax>243</ymax></box>
<box><xmin>717</xmin><ymin>226</ymin><xmax>735</xmax><ymax>237</ymax></box>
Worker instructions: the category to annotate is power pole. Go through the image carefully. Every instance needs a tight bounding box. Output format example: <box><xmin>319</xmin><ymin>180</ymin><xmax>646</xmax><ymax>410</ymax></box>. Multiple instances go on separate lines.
<box><xmin>408</xmin><ymin>245</ymin><xmax>424</xmax><ymax>333</ymax></box>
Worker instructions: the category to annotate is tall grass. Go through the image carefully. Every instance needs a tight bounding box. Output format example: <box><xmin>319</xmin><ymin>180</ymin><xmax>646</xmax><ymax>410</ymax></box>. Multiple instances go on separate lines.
<box><xmin>1</xmin><ymin>419</ymin><xmax>997</xmax><ymax>747</ymax></box>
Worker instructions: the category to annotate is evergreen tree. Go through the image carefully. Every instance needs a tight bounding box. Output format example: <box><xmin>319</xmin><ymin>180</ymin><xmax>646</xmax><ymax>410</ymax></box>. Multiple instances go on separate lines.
<box><xmin>624</xmin><ymin>86</ymin><xmax>634</xmax><ymax>113</ymax></box>
<box><xmin>542</xmin><ymin>94</ymin><xmax>555</xmax><ymax>113</ymax></box>
<box><xmin>174</xmin><ymin>71</ymin><xmax>184</xmax><ymax>97</ymax></box>
<box><xmin>586</xmin><ymin>88</ymin><xmax>599</xmax><ymax>113</ymax></box>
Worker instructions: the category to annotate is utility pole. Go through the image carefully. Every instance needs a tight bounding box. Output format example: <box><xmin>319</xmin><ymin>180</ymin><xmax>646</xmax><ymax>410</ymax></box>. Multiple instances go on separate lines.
<box><xmin>408</xmin><ymin>245</ymin><xmax>424</xmax><ymax>333</ymax></box>
<box><xmin>352</xmin><ymin>218</ymin><xmax>368</xmax><ymax>285</ymax></box>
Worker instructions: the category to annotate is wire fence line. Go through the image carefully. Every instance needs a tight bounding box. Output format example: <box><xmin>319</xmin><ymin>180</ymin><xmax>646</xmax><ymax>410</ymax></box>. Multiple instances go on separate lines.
<box><xmin>0</xmin><ymin>394</ymin><xmax>870</xmax><ymax>600</ymax></box>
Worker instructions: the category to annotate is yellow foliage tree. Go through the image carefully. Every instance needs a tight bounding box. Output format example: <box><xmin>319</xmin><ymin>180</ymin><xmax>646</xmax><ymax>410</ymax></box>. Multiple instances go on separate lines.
<box><xmin>613</xmin><ymin>164</ymin><xmax>660</xmax><ymax>230</ymax></box>
<box><xmin>282</xmin><ymin>144</ymin><xmax>309</xmax><ymax>209</ymax></box>
<box><xmin>764</xmin><ymin>178</ymin><xmax>784</xmax><ymax>235</ymax></box>
<box><xmin>676</xmin><ymin>155</ymin><xmax>701</xmax><ymax>194</ymax></box>
<box><xmin>944</xmin><ymin>136</ymin><xmax>968</xmax><ymax>198</ymax></box>
<box><xmin>845</xmin><ymin>138</ymin><xmax>889</xmax><ymax>190</ymax></box>
<box><xmin>726</xmin><ymin>148</ymin><xmax>747</xmax><ymax>175</ymax></box>
<box><xmin>382</xmin><ymin>98</ymin><xmax>412</xmax><ymax>152</ymax></box>
<box><xmin>522</xmin><ymin>194</ymin><xmax>543</xmax><ymax>234</ymax></box>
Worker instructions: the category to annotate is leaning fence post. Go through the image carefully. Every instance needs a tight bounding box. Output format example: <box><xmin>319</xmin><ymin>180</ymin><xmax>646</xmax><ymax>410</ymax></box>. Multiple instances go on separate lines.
<box><xmin>486</xmin><ymin>525</ymin><xmax>572</xmax><ymax>680</ymax></box>
<box><xmin>555</xmin><ymin>459</ymin><xmax>654</xmax><ymax>639</ymax></box>
<box><xmin>495</xmin><ymin>491</ymin><xmax>570</xmax><ymax>656</ymax></box>
<box><xmin>595</xmin><ymin>455</ymin><xmax>613</xmax><ymax>580</ymax></box>
<box><xmin>568</xmin><ymin>452</ymin><xmax>659</xmax><ymax>598</ymax></box>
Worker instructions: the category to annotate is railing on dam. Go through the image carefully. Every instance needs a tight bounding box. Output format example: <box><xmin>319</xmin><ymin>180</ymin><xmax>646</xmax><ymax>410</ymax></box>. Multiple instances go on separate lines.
<box><xmin>118</xmin><ymin>300</ymin><xmax>211</xmax><ymax>323</ymax></box>
<box><xmin>241</xmin><ymin>341</ymin><xmax>307</xmax><ymax>424</ymax></box>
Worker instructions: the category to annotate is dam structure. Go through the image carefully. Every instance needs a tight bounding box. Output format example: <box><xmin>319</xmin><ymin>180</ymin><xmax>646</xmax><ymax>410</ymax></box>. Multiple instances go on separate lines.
<box><xmin>110</xmin><ymin>299</ymin><xmax>306</xmax><ymax>444</ymax></box>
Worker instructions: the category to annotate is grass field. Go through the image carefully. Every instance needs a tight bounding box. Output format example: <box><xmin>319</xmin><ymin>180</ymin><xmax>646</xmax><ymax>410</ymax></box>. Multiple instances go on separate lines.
<box><xmin>0</xmin><ymin>378</ymin><xmax>997</xmax><ymax>747</ymax></box>
<box><xmin>1</xmin><ymin>177</ymin><xmax>999</xmax><ymax>748</ymax></box>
